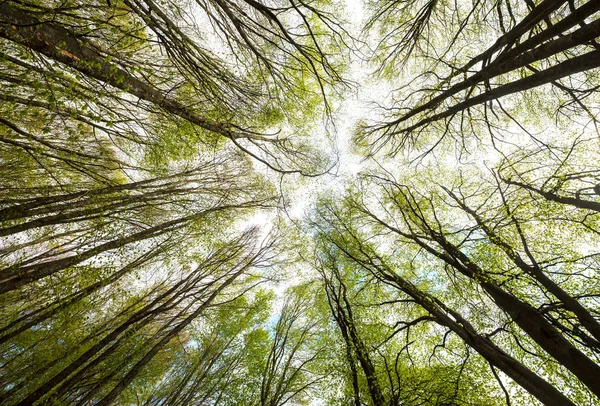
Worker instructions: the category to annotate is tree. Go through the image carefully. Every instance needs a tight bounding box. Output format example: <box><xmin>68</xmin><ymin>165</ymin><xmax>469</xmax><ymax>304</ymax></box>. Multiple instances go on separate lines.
<box><xmin>308</xmin><ymin>175</ymin><xmax>599</xmax><ymax>403</ymax></box>
<box><xmin>0</xmin><ymin>1</ymin><xmax>346</xmax><ymax>403</ymax></box>
<box><xmin>359</xmin><ymin>0</ymin><xmax>600</xmax><ymax>156</ymax></box>
<box><xmin>1</xmin><ymin>227</ymin><xmax>278</xmax><ymax>405</ymax></box>
<box><xmin>0</xmin><ymin>0</ymin><xmax>348</xmax><ymax>174</ymax></box>
<box><xmin>2</xmin><ymin>1</ymin><xmax>599</xmax><ymax>405</ymax></box>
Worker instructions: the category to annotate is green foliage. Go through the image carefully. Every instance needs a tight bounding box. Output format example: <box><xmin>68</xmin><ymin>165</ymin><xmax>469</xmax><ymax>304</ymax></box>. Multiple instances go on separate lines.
<box><xmin>1</xmin><ymin>0</ymin><xmax>600</xmax><ymax>405</ymax></box>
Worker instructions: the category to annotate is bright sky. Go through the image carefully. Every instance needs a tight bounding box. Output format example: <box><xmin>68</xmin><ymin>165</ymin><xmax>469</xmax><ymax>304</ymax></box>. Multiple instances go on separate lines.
<box><xmin>244</xmin><ymin>0</ymin><xmax>384</xmax><ymax>299</ymax></box>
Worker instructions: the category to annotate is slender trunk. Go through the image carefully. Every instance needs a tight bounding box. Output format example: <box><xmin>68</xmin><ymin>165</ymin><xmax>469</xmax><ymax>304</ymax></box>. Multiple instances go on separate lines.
<box><xmin>0</xmin><ymin>205</ymin><xmax>230</xmax><ymax>293</ymax></box>
<box><xmin>325</xmin><ymin>280</ymin><xmax>362</xmax><ymax>406</ymax></box>
<box><xmin>0</xmin><ymin>187</ymin><xmax>194</xmax><ymax>237</ymax></box>
<box><xmin>0</xmin><ymin>248</ymin><xmax>160</xmax><ymax>345</ymax></box>
<box><xmin>0</xmin><ymin>159</ymin><xmax>202</xmax><ymax>222</ymax></box>
<box><xmin>0</xmin><ymin>184</ymin><xmax>184</xmax><ymax>222</ymax></box>
<box><xmin>324</xmin><ymin>275</ymin><xmax>386</xmax><ymax>406</ymax></box>
<box><xmin>386</xmin><ymin>15</ymin><xmax>600</xmax><ymax>129</ymax></box>
<box><xmin>399</xmin><ymin>49</ymin><xmax>600</xmax><ymax>135</ymax></box>
<box><xmin>93</xmin><ymin>263</ymin><xmax>247</xmax><ymax>406</ymax></box>
<box><xmin>342</xmin><ymin>294</ymin><xmax>386</xmax><ymax>406</ymax></box>
<box><xmin>14</xmin><ymin>273</ymin><xmax>194</xmax><ymax>405</ymax></box>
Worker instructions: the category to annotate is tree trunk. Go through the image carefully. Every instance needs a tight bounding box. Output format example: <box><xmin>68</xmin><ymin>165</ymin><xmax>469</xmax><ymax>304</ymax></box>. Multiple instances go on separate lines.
<box><xmin>0</xmin><ymin>205</ymin><xmax>231</xmax><ymax>293</ymax></box>
<box><xmin>0</xmin><ymin>3</ymin><xmax>251</xmax><ymax>142</ymax></box>
<box><xmin>93</xmin><ymin>261</ymin><xmax>248</xmax><ymax>406</ymax></box>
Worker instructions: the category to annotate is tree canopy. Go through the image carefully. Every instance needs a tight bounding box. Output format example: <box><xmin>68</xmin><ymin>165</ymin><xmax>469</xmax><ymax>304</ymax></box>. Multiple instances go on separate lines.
<box><xmin>1</xmin><ymin>0</ymin><xmax>599</xmax><ymax>405</ymax></box>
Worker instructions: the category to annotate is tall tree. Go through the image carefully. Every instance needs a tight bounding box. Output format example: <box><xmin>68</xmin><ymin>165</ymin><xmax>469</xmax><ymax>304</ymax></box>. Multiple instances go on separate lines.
<box><xmin>0</xmin><ymin>0</ymin><xmax>348</xmax><ymax>174</ymax></box>
<box><xmin>308</xmin><ymin>174</ymin><xmax>600</xmax><ymax>404</ymax></box>
<box><xmin>359</xmin><ymin>0</ymin><xmax>600</xmax><ymax>156</ymax></box>
<box><xmin>2</xmin><ymin>0</ymin><xmax>599</xmax><ymax>404</ymax></box>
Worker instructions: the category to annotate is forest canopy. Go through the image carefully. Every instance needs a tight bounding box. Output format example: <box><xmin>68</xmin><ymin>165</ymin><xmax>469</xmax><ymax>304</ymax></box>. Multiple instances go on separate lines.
<box><xmin>0</xmin><ymin>0</ymin><xmax>599</xmax><ymax>405</ymax></box>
